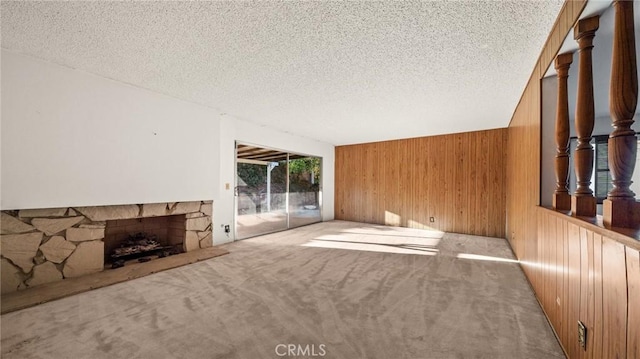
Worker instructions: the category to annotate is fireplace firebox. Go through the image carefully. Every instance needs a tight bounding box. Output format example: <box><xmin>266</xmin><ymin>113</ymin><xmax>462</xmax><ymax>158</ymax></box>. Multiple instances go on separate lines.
<box><xmin>104</xmin><ymin>215</ymin><xmax>186</xmax><ymax>265</ymax></box>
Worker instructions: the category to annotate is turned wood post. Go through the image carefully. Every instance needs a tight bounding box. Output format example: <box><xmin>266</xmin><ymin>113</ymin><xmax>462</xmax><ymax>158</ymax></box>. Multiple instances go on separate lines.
<box><xmin>571</xmin><ymin>16</ymin><xmax>599</xmax><ymax>217</ymax></box>
<box><xmin>553</xmin><ymin>53</ymin><xmax>574</xmax><ymax>211</ymax></box>
<box><xmin>604</xmin><ymin>0</ymin><xmax>640</xmax><ymax>228</ymax></box>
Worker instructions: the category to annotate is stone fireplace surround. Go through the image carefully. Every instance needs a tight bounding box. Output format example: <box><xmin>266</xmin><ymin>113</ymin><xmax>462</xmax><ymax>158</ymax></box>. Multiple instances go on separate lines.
<box><xmin>0</xmin><ymin>200</ymin><xmax>212</xmax><ymax>294</ymax></box>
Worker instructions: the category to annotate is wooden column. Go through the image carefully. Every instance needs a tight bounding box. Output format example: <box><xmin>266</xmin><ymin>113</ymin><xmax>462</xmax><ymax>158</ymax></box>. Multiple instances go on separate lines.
<box><xmin>604</xmin><ymin>0</ymin><xmax>640</xmax><ymax>228</ymax></box>
<box><xmin>553</xmin><ymin>53</ymin><xmax>574</xmax><ymax>211</ymax></box>
<box><xmin>571</xmin><ymin>16</ymin><xmax>599</xmax><ymax>217</ymax></box>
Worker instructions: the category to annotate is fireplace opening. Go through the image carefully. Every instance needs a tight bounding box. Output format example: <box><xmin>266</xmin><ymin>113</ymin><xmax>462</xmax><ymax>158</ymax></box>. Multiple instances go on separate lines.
<box><xmin>104</xmin><ymin>215</ymin><xmax>186</xmax><ymax>268</ymax></box>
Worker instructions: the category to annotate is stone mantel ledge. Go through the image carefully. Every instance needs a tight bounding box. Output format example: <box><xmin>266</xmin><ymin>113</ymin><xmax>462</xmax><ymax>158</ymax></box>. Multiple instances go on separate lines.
<box><xmin>0</xmin><ymin>201</ymin><xmax>213</xmax><ymax>294</ymax></box>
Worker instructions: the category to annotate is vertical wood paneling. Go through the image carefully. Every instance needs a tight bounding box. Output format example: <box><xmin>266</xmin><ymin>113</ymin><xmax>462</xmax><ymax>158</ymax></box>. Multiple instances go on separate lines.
<box><xmin>445</xmin><ymin>136</ymin><xmax>456</xmax><ymax>232</ymax></box>
<box><xmin>562</xmin><ymin>218</ymin><xmax>570</xmax><ymax>351</ymax></box>
<box><xmin>382</xmin><ymin>142</ymin><xmax>402</xmax><ymax>226</ymax></box>
<box><xmin>556</xmin><ymin>217</ymin><xmax>566</xmax><ymax>344</ymax></box>
<box><xmin>592</xmin><ymin>233</ymin><xmax>603</xmax><ymax>359</ymax></box>
<box><xmin>401</xmin><ymin>140</ymin><xmax>411</xmax><ymax>227</ymax></box>
<box><xmin>626</xmin><ymin>247</ymin><xmax>640</xmax><ymax>359</ymax></box>
<box><xmin>544</xmin><ymin>213</ymin><xmax>552</xmax><ymax>323</ymax></box>
<box><xmin>567</xmin><ymin>223</ymin><xmax>581</xmax><ymax>358</ymax></box>
<box><xmin>335</xmin><ymin>128</ymin><xmax>506</xmax><ymax>237</ymax></box>
<box><xmin>504</xmin><ymin>1</ymin><xmax>607</xmax><ymax>358</ymax></box>
<box><xmin>579</xmin><ymin>228</ymin><xmax>589</xmax><ymax>358</ymax></box>
<box><xmin>475</xmin><ymin>133</ymin><xmax>487</xmax><ymax>235</ymax></box>
<box><xmin>601</xmin><ymin>237</ymin><xmax>628</xmax><ymax>359</ymax></box>
<box><xmin>412</xmin><ymin>138</ymin><xmax>424</xmax><ymax>229</ymax></box>
<box><xmin>535</xmin><ymin>208</ymin><xmax>637</xmax><ymax>359</ymax></box>
<box><xmin>549</xmin><ymin>216</ymin><xmax>558</xmax><ymax>336</ymax></box>
<box><xmin>584</xmin><ymin>230</ymin><xmax>595</xmax><ymax>359</ymax></box>
<box><xmin>455</xmin><ymin>134</ymin><xmax>467</xmax><ymax>234</ymax></box>
<box><xmin>507</xmin><ymin>0</ymin><xmax>588</xmax><ymax>262</ymax></box>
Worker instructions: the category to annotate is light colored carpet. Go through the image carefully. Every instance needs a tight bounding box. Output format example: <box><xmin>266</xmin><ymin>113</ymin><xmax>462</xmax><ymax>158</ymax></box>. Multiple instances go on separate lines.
<box><xmin>1</xmin><ymin>220</ymin><xmax>564</xmax><ymax>359</ymax></box>
<box><xmin>236</xmin><ymin>210</ymin><xmax>321</xmax><ymax>239</ymax></box>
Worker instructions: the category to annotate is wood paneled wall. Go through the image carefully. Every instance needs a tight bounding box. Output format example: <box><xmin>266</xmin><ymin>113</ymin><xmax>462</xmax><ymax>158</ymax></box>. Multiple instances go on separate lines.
<box><xmin>507</xmin><ymin>0</ymin><xmax>587</xmax><ymax>270</ymax></box>
<box><xmin>536</xmin><ymin>208</ymin><xmax>640</xmax><ymax>359</ymax></box>
<box><xmin>506</xmin><ymin>0</ymin><xmax>587</xmax><ymax>301</ymax></box>
<box><xmin>335</xmin><ymin>128</ymin><xmax>506</xmax><ymax>238</ymax></box>
<box><xmin>507</xmin><ymin>1</ymin><xmax>640</xmax><ymax>358</ymax></box>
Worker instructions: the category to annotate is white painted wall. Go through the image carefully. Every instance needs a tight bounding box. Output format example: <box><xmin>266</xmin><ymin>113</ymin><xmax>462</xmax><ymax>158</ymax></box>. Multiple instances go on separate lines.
<box><xmin>1</xmin><ymin>50</ymin><xmax>221</xmax><ymax>209</ymax></box>
<box><xmin>1</xmin><ymin>50</ymin><xmax>335</xmax><ymax>244</ymax></box>
<box><xmin>213</xmin><ymin>116</ymin><xmax>335</xmax><ymax>244</ymax></box>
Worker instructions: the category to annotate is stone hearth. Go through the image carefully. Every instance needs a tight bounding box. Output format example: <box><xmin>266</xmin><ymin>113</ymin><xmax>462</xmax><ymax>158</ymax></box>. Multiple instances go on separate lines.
<box><xmin>0</xmin><ymin>201</ymin><xmax>212</xmax><ymax>294</ymax></box>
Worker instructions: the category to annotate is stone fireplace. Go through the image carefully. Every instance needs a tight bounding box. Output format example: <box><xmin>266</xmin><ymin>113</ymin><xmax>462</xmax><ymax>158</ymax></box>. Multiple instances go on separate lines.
<box><xmin>0</xmin><ymin>200</ymin><xmax>212</xmax><ymax>294</ymax></box>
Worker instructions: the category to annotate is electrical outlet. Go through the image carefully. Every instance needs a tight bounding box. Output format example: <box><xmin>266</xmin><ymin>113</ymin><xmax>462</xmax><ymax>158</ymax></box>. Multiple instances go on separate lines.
<box><xmin>429</xmin><ymin>217</ymin><xmax>435</xmax><ymax>223</ymax></box>
<box><xmin>224</xmin><ymin>225</ymin><xmax>230</xmax><ymax>233</ymax></box>
<box><xmin>578</xmin><ymin>321</ymin><xmax>587</xmax><ymax>350</ymax></box>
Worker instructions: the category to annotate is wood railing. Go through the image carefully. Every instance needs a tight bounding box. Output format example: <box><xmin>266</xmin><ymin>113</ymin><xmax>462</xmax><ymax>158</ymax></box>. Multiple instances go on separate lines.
<box><xmin>552</xmin><ymin>0</ymin><xmax>639</xmax><ymax>230</ymax></box>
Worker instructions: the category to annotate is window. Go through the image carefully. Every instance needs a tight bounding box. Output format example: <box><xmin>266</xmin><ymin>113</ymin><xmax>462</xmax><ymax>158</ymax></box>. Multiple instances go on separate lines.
<box><xmin>594</xmin><ymin>136</ymin><xmax>612</xmax><ymax>203</ymax></box>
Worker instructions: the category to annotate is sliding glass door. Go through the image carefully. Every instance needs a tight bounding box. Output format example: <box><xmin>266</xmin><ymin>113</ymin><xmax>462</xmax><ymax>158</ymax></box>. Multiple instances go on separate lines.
<box><xmin>288</xmin><ymin>156</ymin><xmax>322</xmax><ymax>228</ymax></box>
<box><xmin>235</xmin><ymin>143</ymin><xmax>322</xmax><ymax>239</ymax></box>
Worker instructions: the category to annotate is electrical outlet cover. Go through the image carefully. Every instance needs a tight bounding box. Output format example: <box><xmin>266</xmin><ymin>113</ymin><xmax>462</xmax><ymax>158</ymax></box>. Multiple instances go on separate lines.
<box><xmin>578</xmin><ymin>321</ymin><xmax>587</xmax><ymax>350</ymax></box>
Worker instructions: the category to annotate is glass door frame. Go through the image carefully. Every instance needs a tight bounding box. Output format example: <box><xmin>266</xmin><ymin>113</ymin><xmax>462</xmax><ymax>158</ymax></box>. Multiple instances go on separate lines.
<box><xmin>234</xmin><ymin>141</ymin><xmax>323</xmax><ymax>240</ymax></box>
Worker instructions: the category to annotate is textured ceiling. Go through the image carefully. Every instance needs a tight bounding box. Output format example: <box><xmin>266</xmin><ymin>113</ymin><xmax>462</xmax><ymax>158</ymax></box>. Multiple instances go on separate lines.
<box><xmin>1</xmin><ymin>1</ymin><xmax>564</xmax><ymax>145</ymax></box>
